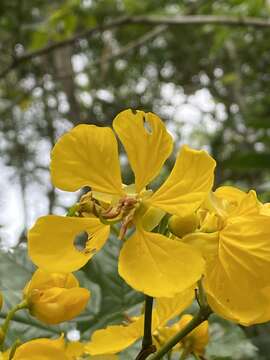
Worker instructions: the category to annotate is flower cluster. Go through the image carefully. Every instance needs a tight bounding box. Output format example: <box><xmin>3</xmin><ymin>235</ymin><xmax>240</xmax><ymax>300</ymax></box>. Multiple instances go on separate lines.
<box><xmin>1</xmin><ymin>109</ymin><xmax>270</xmax><ymax>359</ymax></box>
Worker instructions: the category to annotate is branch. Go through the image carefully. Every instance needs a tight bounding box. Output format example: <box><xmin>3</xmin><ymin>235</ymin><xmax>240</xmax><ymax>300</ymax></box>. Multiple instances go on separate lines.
<box><xmin>1</xmin><ymin>14</ymin><xmax>270</xmax><ymax>80</ymax></box>
<box><xmin>93</xmin><ymin>24</ymin><xmax>167</xmax><ymax>67</ymax></box>
<box><xmin>135</xmin><ymin>296</ymin><xmax>156</xmax><ymax>360</ymax></box>
<box><xmin>149</xmin><ymin>305</ymin><xmax>212</xmax><ymax>360</ymax></box>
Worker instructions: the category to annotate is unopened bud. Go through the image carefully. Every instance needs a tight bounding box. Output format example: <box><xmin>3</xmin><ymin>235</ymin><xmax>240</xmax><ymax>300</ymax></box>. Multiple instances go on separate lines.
<box><xmin>168</xmin><ymin>213</ymin><xmax>199</xmax><ymax>238</ymax></box>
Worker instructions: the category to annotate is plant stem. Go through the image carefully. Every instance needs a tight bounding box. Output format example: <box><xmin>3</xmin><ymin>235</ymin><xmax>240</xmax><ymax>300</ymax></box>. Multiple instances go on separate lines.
<box><xmin>8</xmin><ymin>339</ymin><xmax>21</xmax><ymax>360</ymax></box>
<box><xmin>179</xmin><ymin>345</ymin><xmax>192</xmax><ymax>360</ymax></box>
<box><xmin>0</xmin><ymin>300</ymin><xmax>28</xmax><ymax>350</ymax></box>
<box><xmin>142</xmin><ymin>296</ymin><xmax>154</xmax><ymax>348</ymax></box>
<box><xmin>135</xmin><ymin>295</ymin><xmax>156</xmax><ymax>360</ymax></box>
<box><xmin>149</xmin><ymin>306</ymin><xmax>212</xmax><ymax>360</ymax></box>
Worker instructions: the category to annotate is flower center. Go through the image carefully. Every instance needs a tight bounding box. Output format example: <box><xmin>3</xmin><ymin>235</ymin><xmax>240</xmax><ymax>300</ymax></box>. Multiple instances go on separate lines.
<box><xmin>77</xmin><ymin>191</ymin><xmax>142</xmax><ymax>240</ymax></box>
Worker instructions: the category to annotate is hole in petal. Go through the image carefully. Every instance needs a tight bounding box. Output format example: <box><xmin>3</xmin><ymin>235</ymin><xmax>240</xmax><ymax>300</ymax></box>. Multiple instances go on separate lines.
<box><xmin>131</xmin><ymin>109</ymin><xmax>137</xmax><ymax>114</ymax></box>
<box><xmin>143</xmin><ymin>115</ymin><xmax>152</xmax><ymax>134</ymax></box>
<box><xmin>74</xmin><ymin>231</ymin><xmax>89</xmax><ymax>252</ymax></box>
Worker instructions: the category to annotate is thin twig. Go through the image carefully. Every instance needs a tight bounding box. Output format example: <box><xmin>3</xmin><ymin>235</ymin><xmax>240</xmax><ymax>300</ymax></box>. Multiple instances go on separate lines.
<box><xmin>1</xmin><ymin>14</ymin><xmax>270</xmax><ymax>79</ymax></box>
<box><xmin>93</xmin><ymin>24</ymin><xmax>167</xmax><ymax>67</ymax></box>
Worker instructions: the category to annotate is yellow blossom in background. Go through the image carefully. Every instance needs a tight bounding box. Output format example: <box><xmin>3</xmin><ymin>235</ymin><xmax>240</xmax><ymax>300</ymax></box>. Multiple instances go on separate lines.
<box><xmin>23</xmin><ymin>269</ymin><xmax>90</xmax><ymax>325</ymax></box>
<box><xmin>28</xmin><ymin>109</ymin><xmax>216</xmax><ymax>297</ymax></box>
<box><xmin>178</xmin><ymin>185</ymin><xmax>270</xmax><ymax>325</ymax></box>
<box><xmin>85</xmin><ymin>286</ymin><xmax>195</xmax><ymax>355</ymax></box>
<box><xmin>176</xmin><ymin>314</ymin><xmax>209</xmax><ymax>356</ymax></box>
<box><xmin>153</xmin><ymin>314</ymin><xmax>209</xmax><ymax>356</ymax></box>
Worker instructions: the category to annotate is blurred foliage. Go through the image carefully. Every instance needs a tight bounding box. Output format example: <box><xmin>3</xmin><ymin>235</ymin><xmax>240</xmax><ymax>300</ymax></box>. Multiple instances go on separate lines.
<box><xmin>1</xmin><ymin>0</ymin><xmax>270</xmax><ymax>358</ymax></box>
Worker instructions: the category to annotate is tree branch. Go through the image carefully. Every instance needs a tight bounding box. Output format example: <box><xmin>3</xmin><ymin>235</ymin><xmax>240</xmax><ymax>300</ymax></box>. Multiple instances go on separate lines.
<box><xmin>94</xmin><ymin>24</ymin><xmax>167</xmax><ymax>67</ymax></box>
<box><xmin>1</xmin><ymin>14</ymin><xmax>270</xmax><ymax>80</ymax></box>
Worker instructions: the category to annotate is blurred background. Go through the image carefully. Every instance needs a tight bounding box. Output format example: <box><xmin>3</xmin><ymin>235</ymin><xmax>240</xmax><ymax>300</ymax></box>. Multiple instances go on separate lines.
<box><xmin>1</xmin><ymin>0</ymin><xmax>270</xmax><ymax>359</ymax></box>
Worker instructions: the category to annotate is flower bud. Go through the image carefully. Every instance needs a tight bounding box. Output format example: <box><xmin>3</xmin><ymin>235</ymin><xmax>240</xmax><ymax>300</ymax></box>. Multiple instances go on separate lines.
<box><xmin>168</xmin><ymin>213</ymin><xmax>199</xmax><ymax>238</ymax></box>
<box><xmin>23</xmin><ymin>269</ymin><xmax>90</xmax><ymax>325</ymax></box>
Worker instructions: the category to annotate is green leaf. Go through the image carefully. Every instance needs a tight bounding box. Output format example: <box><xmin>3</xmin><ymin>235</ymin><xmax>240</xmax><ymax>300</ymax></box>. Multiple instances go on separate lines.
<box><xmin>206</xmin><ymin>316</ymin><xmax>257</xmax><ymax>360</ymax></box>
<box><xmin>30</xmin><ymin>28</ymin><xmax>50</xmax><ymax>50</ymax></box>
<box><xmin>224</xmin><ymin>153</ymin><xmax>270</xmax><ymax>169</ymax></box>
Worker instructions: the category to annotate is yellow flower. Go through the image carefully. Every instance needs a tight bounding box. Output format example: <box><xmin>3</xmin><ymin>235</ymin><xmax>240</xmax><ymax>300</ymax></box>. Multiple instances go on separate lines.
<box><xmin>176</xmin><ymin>314</ymin><xmax>209</xmax><ymax>356</ymax></box>
<box><xmin>12</xmin><ymin>337</ymin><xmax>69</xmax><ymax>360</ymax></box>
<box><xmin>85</xmin><ymin>286</ymin><xmax>195</xmax><ymax>355</ymax></box>
<box><xmin>28</xmin><ymin>109</ymin><xmax>216</xmax><ymax>297</ymax></box>
<box><xmin>23</xmin><ymin>269</ymin><xmax>90</xmax><ymax>325</ymax></box>
<box><xmin>153</xmin><ymin>314</ymin><xmax>209</xmax><ymax>356</ymax></box>
<box><xmin>180</xmin><ymin>186</ymin><xmax>270</xmax><ymax>325</ymax></box>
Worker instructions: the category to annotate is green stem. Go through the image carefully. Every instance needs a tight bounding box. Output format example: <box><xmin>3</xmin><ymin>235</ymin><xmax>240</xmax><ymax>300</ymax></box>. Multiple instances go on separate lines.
<box><xmin>197</xmin><ymin>279</ymin><xmax>207</xmax><ymax>308</ymax></box>
<box><xmin>192</xmin><ymin>353</ymin><xmax>201</xmax><ymax>360</ymax></box>
<box><xmin>0</xmin><ymin>300</ymin><xmax>28</xmax><ymax>350</ymax></box>
<box><xmin>8</xmin><ymin>339</ymin><xmax>21</xmax><ymax>360</ymax></box>
<box><xmin>135</xmin><ymin>296</ymin><xmax>156</xmax><ymax>360</ymax></box>
<box><xmin>149</xmin><ymin>306</ymin><xmax>212</xmax><ymax>360</ymax></box>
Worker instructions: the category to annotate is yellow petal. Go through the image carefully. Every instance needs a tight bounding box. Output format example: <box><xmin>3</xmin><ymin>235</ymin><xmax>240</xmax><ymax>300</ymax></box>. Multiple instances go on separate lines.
<box><xmin>154</xmin><ymin>286</ymin><xmax>195</xmax><ymax>327</ymax></box>
<box><xmin>214</xmin><ymin>186</ymin><xmax>247</xmax><ymax>203</ymax></box>
<box><xmin>85</xmin><ymin>318</ymin><xmax>144</xmax><ymax>355</ymax></box>
<box><xmin>66</xmin><ymin>342</ymin><xmax>85</xmax><ymax>358</ymax></box>
<box><xmin>215</xmin><ymin>187</ymin><xmax>259</xmax><ymax>217</ymax></box>
<box><xmin>182</xmin><ymin>232</ymin><xmax>219</xmax><ymax>261</ymax></box>
<box><xmin>24</xmin><ymin>269</ymin><xmax>79</xmax><ymax>295</ymax></box>
<box><xmin>222</xmin><ymin>215</ymin><xmax>270</xmax><ymax>287</ymax></box>
<box><xmin>139</xmin><ymin>206</ymin><xmax>166</xmax><ymax>232</ymax></box>
<box><xmin>231</xmin><ymin>190</ymin><xmax>259</xmax><ymax>217</ymax></box>
<box><xmin>50</xmin><ymin>125</ymin><xmax>123</xmax><ymax>195</ymax></box>
<box><xmin>118</xmin><ymin>229</ymin><xmax>204</xmax><ymax>297</ymax></box>
<box><xmin>260</xmin><ymin>203</ymin><xmax>270</xmax><ymax>216</ymax></box>
<box><xmin>204</xmin><ymin>258</ymin><xmax>268</xmax><ymax>325</ymax></box>
<box><xmin>28</xmin><ymin>215</ymin><xmax>109</xmax><ymax>272</ymax></box>
<box><xmin>149</xmin><ymin>145</ymin><xmax>216</xmax><ymax>217</ymax></box>
<box><xmin>113</xmin><ymin>109</ymin><xmax>173</xmax><ymax>193</ymax></box>
<box><xmin>204</xmin><ymin>215</ymin><xmax>270</xmax><ymax>325</ymax></box>
<box><xmin>13</xmin><ymin>337</ymin><xmax>68</xmax><ymax>360</ymax></box>
<box><xmin>253</xmin><ymin>286</ymin><xmax>270</xmax><ymax>323</ymax></box>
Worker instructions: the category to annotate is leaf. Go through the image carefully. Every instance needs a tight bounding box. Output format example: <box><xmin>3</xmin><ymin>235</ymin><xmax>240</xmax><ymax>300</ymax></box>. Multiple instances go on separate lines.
<box><xmin>224</xmin><ymin>153</ymin><xmax>270</xmax><ymax>170</ymax></box>
<box><xmin>30</xmin><ymin>28</ymin><xmax>50</xmax><ymax>50</ymax></box>
<box><xmin>206</xmin><ymin>315</ymin><xmax>257</xmax><ymax>360</ymax></box>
